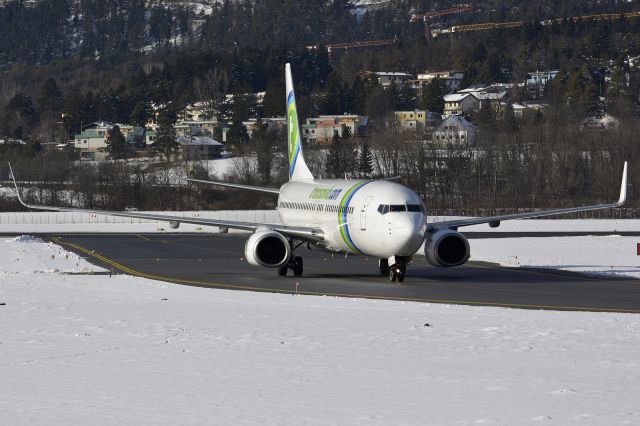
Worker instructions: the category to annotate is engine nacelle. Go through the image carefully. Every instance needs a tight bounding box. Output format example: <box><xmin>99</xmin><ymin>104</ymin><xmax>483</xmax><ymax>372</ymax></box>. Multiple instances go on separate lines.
<box><xmin>245</xmin><ymin>229</ymin><xmax>291</xmax><ymax>268</ymax></box>
<box><xmin>425</xmin><ymin>229</ymin><xmax>470</xmax><ymax>267</ymax></box>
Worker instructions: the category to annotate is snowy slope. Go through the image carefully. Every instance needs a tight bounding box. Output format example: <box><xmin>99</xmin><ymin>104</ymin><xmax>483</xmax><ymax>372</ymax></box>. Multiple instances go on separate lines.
<box><xmin>1</xmin><ymin>237</ymin><xmax>640</xmax><ymax>425</ymax></box>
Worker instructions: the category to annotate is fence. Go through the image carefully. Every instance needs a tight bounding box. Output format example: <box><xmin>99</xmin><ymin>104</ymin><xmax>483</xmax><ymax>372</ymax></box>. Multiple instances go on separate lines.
<box><xmin>427</xmin><ymin>208</ymin><xmax>640</xmax><ymax>220</ymax></box>
<box><xmin>0</xmin><ymin>210</ymin><xmax>283</xmax><ymax>225</ymax></box>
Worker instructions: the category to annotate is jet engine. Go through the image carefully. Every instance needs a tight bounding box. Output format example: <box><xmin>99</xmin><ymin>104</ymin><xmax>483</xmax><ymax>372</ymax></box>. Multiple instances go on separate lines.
<box><xmin>424</xmin><ymin>229</ymin><xmax>470</xmax><ymax>267</ymax></box>
<box><xmin>245</xmin><ymin>229</ymin><xmax>291</xmax><ymax>268</ymax></box>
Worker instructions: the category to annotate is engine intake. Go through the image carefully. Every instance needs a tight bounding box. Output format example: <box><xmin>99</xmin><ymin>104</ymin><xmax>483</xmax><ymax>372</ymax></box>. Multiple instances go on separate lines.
<box><xmin>245</xmin><ymin>229</ymin><xmax>291</xmax><ymax>268</ymax></box>
<box><xmin>425</xmin><ymin>229</ymin><xmax>470</xmax><ymax>267</ymax></box>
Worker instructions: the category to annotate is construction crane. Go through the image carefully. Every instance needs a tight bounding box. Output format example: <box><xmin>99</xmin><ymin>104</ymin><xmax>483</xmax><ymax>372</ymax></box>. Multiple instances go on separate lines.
<box><xmin>431</xmin><ymin>10</ymin><xmax>640</xmax><ymax>37</ymax></box>
<box><xmin>305</xmin><ymin>37</ymin><xmax>399</xmax><ymax>61</ymax></box>
<box><xmin>306</xmin><ymin>37</ymin><xmax>398</xmax><ymax>53</ymax></box>
<box><xmin>409</xmin><ymin>4</ymin><xmax>474</xmax><ymax>39</ymax></box>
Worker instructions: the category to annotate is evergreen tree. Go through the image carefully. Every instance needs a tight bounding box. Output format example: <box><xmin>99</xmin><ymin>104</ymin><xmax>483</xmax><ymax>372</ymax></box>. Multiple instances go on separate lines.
<box><xmin>262</xmin><ymin>78</ymin><xmax>285</xmax><ymax>117</ymax></box>
<box><xmin>226</xmin><ymin>119</ymin><xmax>249</xmax><ymax>150</ymax></box>
<box><xmin>153</xmin><ymin>106</ymin><xmax>178</xmax><ymax>160</ymax></box>
<box><xmin>251</xmin><ymin>120</ymin><xmax>274</xmax><ymax>184</ymax></box>
<box><xmin>325</xmin><ymin>131</ymin><xmax>353</xmax><ymax>178</ymax></box>
<box><xmin>325</xmin><ymin>134</ymin><xmax>343</xmax><ymax>179</ymax></box>
<box><xmin>37</xmin><ymin>78</ymin><xmax>64</xmax><ymax>116</ymax></box>
<box><xmin>420</xmin><ymin>77</ymin><xmax>448</xmax><ymax>113</ymax></box>
<box><xmin>106</xmin><ymin>125</ymin><xmax>127</xmax><ymax>160</ymax></box>
<box><xmin>3</xmin><ymin>93</ymin><xmax>39</xmax><ymax>139</ymax></box>
<box><xmin>129</xmin><ymin>101</ymin><xmax>150</xmax><ymax>127</ymax></box>
<box><xmin>358</xmin><ymin>140</ymin><xmax>373</xmax><ymax>176</ymax></box>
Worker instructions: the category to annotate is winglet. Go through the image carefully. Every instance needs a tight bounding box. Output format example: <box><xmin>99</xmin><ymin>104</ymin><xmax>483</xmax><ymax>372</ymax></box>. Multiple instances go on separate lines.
<box><xmin>7</xmin><ymin>162</ymin><xmax>26</xmax><ymax>207</ymax></box>
<box><xmin>617</xmin><ymin>161</ymin><xmax>628</xmax><ymax>207</ymax></box>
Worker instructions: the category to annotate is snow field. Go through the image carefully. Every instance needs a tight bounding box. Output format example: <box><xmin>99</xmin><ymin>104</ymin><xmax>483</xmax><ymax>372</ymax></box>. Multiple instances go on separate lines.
<box><xmin>1</xmin><ymin>237</ymin><xmax>640</xmax><ymax>425</ymax></box>
<box><xmin>1</xmin><ymin>2</ymin><xmax>638</xmax><ymax>420</ymax></box>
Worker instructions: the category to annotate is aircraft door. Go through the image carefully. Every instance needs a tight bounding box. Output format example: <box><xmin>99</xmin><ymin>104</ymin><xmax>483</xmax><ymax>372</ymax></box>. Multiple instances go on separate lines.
<box><xmin>360</xmin><ymin>195</ymin><xmax>374</xmax><ymax>230</ymax></box>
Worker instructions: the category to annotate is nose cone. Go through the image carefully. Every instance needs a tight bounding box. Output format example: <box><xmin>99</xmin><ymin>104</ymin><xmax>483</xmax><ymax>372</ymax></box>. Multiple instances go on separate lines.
<box><xmin>393</xmin><ymin>213</ymin><xmax>425</xmax><ymax>255</ymax></box>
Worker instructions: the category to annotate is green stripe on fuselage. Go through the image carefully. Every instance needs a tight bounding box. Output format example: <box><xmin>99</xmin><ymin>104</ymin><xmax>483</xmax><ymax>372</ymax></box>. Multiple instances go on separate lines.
<box><xmin>337</xmin><ymin>181</ymin><xmax>369</xmax><ymax>254</ymax></box>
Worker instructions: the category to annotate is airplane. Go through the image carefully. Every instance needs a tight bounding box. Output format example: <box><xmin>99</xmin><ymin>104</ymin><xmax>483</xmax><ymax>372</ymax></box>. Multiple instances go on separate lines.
<box><xmin>8</xmin><ymin>63</ymin><xmax>628</xmax><ymax>282</ymax></box>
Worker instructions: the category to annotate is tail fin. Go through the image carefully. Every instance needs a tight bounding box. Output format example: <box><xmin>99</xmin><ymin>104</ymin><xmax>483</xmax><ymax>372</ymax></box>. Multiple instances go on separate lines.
<box><xmin>286</xmin><ymin>63</ymin><xmax>314</xmax><ymax>182</ymax></box>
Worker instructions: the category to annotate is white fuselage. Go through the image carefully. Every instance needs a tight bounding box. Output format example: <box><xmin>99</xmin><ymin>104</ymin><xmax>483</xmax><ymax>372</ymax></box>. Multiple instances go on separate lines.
<box><xmin>277</xmin><ymin>179</ymin><xmax>426</xmax><ymax>258</ymax></box>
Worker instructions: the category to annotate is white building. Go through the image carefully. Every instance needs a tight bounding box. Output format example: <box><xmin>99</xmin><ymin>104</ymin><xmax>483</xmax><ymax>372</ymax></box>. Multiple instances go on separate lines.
<box><xmin>412</xmin><ymin>70</ymin><xmax>465</xmax><ymax>93</ymax></box>
<box><xmin>432</xmin><ymin>115</ymin><xmax>477</xmax><ymax>147</ymax></box>
<box><xmin>360</xmin><ymin>71</ymin><xmax>413</xmax><ymax>88</ymax></box>
<box><xmin>443</xmin><ymin>93</ymin><xmax>479</xmax><ymax>117</ymax></box>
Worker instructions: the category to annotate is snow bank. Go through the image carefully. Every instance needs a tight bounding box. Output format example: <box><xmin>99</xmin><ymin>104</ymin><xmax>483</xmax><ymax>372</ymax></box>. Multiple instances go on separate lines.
<box><xmin>0</xmin><ymin>238</ymin><xmax>639</xmax><ymax>425</ymax></box>
<box><xmin>5</xmin><ymin>235</ymin><xmax>44</xmax><ymax>243</ymax></box>
<box><xmin>470</xmin><ymin>235</ymin><xmax>640</xmax><ymax>279</ymax></box>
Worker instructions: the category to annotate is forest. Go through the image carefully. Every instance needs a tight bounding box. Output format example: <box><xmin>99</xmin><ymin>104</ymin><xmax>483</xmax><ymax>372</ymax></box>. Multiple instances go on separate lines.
<box><xmin>1</xmin><ymin>0</ymin><xmax>640</xmax><ymax>211</ymax></box>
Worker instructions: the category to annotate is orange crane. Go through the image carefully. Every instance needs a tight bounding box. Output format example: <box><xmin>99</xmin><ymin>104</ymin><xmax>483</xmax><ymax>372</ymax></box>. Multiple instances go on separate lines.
<box><xmin>305</xmin><ymin>37</ymin><xmax>398</xmax><ymax>61</ymax></box>
<box><xmin>431</xmin><ymin>10</ymin><xmax>640</xmax><ymax>37</ymax></box>
<box><xmin>409</xmin><ymin>4</ymin><xmax>474</xmax><ymax>39</ymax></box>
<box><xmin>306</xmin><ymin>37</ymin><xmax>398</xmax><ymax>53</ymax></box>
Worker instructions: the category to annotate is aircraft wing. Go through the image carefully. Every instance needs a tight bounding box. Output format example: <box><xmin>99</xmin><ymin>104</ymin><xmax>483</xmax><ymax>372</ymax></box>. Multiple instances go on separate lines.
<box><xmin>187</xmin><ymin>178</ymin><xmax>281</xmax><ymax>195</ymax></box>
<box><xmin>429</xmin><ymin>162</ymin><xmax>628</xmax><ymax>231</ymax></box>
<box><xmin>7</xmin><ymin>163</ymin><xmax>323</xmax><ymax>243</ymax></box>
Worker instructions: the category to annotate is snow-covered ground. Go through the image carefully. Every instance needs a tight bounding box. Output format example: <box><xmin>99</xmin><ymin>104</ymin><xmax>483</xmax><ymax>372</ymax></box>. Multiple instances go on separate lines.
<box><xmin>1</xmin><ymin>236</ymin><xmax>640</xmax><ymax>425</ymax></box>
<box><xmin>471</xmin><ymin>235</ymin><xmax>640</xmax><ymax>278</ymax></box>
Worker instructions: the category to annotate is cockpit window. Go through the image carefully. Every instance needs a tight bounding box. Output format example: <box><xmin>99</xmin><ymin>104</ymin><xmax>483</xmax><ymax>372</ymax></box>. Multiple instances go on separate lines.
<box><xmin>378</xmin><ymin>204</ymin><xmax>425</xmax><ymax>214</ymax></box>
<box><xmin>407</xmin><ymin>204</ymin><xmax>424</xmax><ymax>213</ymax></box>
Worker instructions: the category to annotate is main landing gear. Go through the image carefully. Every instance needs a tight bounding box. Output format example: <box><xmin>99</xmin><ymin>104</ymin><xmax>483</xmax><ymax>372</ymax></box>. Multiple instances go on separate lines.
<box><xmin>278</xmin><ymin>255</ymin><xmax>303</xmax><ymax>277</ymax></box>
<box><xmin>380</xmin><ymin>257</ymin><xmax>406</xmax><ymax>283</ymax></box>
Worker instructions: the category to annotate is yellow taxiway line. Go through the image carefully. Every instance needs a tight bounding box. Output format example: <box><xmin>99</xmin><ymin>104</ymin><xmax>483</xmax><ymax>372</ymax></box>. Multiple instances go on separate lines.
<box><xmin>51</xmin><ymin>236</ymin><xmax>640</xmax><ymax>314</ymax></box>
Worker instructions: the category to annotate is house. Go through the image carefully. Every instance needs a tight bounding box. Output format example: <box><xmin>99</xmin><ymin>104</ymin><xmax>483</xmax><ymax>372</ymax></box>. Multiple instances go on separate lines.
<box><xmin>178</xmin><ymin>135</ymin><xmax>223</xmax><ymax>160</ymax></box>
<box><xmin>432</xmin><ymin>115</ymin><xmax>477</xmax><ymax>147</ymax></box>
<box><xmin>73</xmin><ymin>122</ymin><xmax>137</xmax><ymax>160</ymax></box>
<box><xmin>443</xmin><ymin>93</ymin><xmax>479</xmax><ymax>117</ymax></box>
<box><xmin>473</xmin><ymin>89</ymin><xmax>509</xmax><ymax>112</ymax></box>
<box><xmin>179</xmin><ymin>120</ymin><xmax>218</xmax><ymax>137</ymax></box>
<box><xmin>579</xmin><ymin>111</ymin><xmax>620</xmax><ymax>131</ymax></box>
<box><xmin>241</xmin><ymin>117</ymin><xmax>288</xmax><ymax>138</ymax></box>
<box><xmin>358</xmin><ymin>71</ymin><xmax>412</xmax><ymax>88</ymax></box>
<box><xmin>302</xmin><ymin>114</ymin><xmax>368</xmax><ymax>144</ymax></box>
<box><xmin>511</xmin><ymin>102</ymin><xmax>547</xmax><ymax>119</ymax></box>
<box><xmin>394</xmin><ymin>110</ymin><xmax>442</xmax><ymax>130</ymax></box>
<box><xmin>411</xmin><ymin>70</ymin><xmax>465</xmax><ymax>93</ymax></box>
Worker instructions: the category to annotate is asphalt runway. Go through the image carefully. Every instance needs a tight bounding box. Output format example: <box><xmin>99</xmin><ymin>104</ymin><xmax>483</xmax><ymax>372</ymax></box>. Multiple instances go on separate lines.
<box><xmin>35</xmin><ymin>232</ymin><xmax>640</xmax><ymax>314</ymax></box>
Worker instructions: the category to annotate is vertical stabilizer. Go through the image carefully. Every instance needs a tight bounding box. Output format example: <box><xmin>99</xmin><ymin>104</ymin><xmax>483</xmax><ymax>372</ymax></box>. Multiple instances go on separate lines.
<box><xmin>286</xmin><ymin>63</ymin><xmax>314</xmax><ymax>181</ymax></box>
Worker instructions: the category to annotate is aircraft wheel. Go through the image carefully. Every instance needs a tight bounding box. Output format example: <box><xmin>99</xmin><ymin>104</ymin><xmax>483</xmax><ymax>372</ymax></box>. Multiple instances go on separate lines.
<box><xmin>293</xmin><ymin>256</ymin><xmax>303</xmax><ymax>276</ymax></box>
<box><xmin>397</xmin><ymin>261</ymin><xmax>407</xmax><ymax>283</ymax></box>
<box><xmin>278</xmin><ymin>265</ymin><xmax>288</xmax><ymax>276</ymax></box>
<box><xmin>389</xmin><ymin>268</ymin><xmax>397</xmax><ymax>282</ymax></box>
<box><xmin>379</xmin><ymin>258</ymin><xmax>390</xmax><ymax>276</ymax></box>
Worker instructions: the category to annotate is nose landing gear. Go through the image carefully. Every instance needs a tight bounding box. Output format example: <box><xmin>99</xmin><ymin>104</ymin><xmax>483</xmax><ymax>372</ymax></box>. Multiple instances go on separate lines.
<box><xmin>383</xmin><ymin>256</ymin><xmax>406</xmax><ymax>283</ymax></box>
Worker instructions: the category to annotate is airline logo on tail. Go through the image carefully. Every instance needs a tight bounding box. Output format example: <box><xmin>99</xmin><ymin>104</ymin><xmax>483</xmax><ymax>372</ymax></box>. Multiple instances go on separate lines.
<box><xmin>287</xmin><ymin>90</ymin><xmax>301</xmax><ymax>177</ymax></box>
<box><xmin>285</xmin><ymin>63</ymin><xmax>314</xmax><ymax>182</ymax></box>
